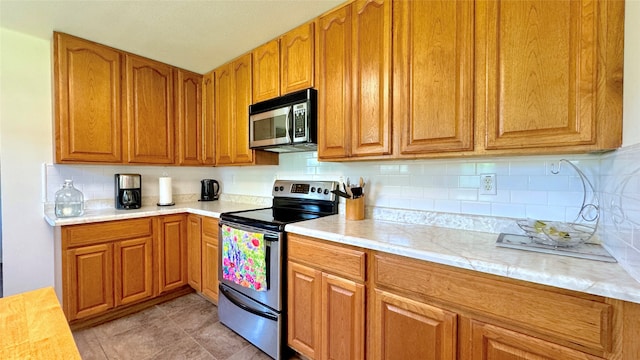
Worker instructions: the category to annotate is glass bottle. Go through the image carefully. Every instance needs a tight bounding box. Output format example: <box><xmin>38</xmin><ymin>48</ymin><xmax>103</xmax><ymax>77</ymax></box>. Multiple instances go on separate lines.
<box><xmin>55</xmin><ymin>179</ymin><xmax>85</xmax><ymax>218</ymax></box>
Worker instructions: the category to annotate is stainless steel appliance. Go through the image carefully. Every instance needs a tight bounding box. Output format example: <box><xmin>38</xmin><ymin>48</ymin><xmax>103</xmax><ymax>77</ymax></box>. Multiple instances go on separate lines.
<box><xmin>218</xmin><ymin>180</ymin><xmax>338</xmax><ymax>359</ymax></box>
<box><xmin>249</xmin><ymin>88</ymin><xmax>317</xmax><ymax>153</ymax></box>
<box><xmin>200</xmin><ymin>179</ymin><xmax>220</xmax><ymax>201</ymax></box>
<box><xmin>115</xmin><ymin>174</ymin><xmax>142</xmax><ymax>209</ymax></box>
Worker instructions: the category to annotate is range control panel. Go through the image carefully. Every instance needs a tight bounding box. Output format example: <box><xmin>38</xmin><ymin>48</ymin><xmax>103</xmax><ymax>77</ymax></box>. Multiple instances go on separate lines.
<box><xmin>272</xmin><ymin>180</ymin><xmax>338</xmax><ymax>201</ymax></box>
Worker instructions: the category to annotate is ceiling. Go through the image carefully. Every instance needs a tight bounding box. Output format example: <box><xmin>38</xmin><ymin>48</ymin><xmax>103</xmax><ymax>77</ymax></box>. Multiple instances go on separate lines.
<box><xmin>0</xmin><ymin>0</ymin><xmax>343</xmax><ymax>74</ymax></box>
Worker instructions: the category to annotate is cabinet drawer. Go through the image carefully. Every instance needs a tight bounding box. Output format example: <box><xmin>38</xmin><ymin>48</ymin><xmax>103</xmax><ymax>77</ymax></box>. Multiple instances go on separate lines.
<box><xmin>63</xmin><ymin>218</ymin><xmax>153</xmax><ymax>248</ymax></box>
<box><xmin>288</xmin><ymin>234</ymin><xmax>366</xmax><ymax>282</ymax></box>
<box><xmin>202</xmin><ymin>217</ymin><xmax>218</xmax><ymax>238</ymax></box>
<box><xmin>373</xmin><ymin>253</ymin><xmax>612</xmax><ymax>353</ymax></box>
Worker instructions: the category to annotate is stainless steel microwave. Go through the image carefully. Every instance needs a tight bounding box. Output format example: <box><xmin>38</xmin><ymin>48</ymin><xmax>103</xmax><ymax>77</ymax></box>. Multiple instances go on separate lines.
<box><xmin>249</xmin><ymin>88</ymin><xmax>317</xmax><ymax>153</ymax></box>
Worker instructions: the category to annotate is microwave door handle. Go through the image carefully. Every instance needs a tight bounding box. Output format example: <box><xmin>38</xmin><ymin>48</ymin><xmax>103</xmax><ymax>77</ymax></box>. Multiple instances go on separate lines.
<box><xmin>287</xmin><ymin>106</ymin><xmax>294</xmax><ymax>142</ymax></box>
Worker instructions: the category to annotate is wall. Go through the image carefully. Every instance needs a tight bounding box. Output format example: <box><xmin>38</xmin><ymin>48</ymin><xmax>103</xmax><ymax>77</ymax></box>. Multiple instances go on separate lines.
<box><xmin>0</xmin><ymin>28</ymin><xmax>55</xmax><ymax>296</ymax></box>
<box><xmin>2</xmin><ymin>2</ymin><xmax>640</xmax><ymax>296</ymax></box>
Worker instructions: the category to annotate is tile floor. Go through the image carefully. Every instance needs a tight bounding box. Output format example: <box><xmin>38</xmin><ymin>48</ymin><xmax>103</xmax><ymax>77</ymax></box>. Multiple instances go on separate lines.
<box><xmin>72</xmin><ymin>292</ymin><xmax>303</xmax><ymax>360</ymax></box>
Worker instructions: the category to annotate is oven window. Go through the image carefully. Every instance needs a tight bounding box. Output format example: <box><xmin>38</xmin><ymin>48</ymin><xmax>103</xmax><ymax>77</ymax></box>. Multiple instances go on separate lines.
<box><xmin>253</xmin><ymin>115</ymin><xmax>287</xmax><ymax>141</ymax></box>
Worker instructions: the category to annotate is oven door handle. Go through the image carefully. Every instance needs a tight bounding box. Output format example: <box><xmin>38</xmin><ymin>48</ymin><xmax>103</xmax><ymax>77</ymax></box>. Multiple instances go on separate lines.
<box><xmin>219</xmin><ymin>285</ymin><xmax>278</xmax><ymax>321</ymax></box>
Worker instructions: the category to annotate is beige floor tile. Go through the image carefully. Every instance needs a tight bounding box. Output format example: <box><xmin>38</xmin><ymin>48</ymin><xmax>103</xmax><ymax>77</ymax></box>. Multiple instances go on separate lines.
<box><xmin>97</xmin><ymin>320</ymin><xmax>190</xmax><ymax>360</ymax></box>
<box><xmin>191</xmin><ymin>321</ymin><xmax>249</xmax><ymax>359</ymax></box>
<box><xmin>143</xmin><ymin>336</ymin><xmax>214</xmax><ymax>360</ymax></box>
<box><xmin>72</xmin><ymin>328</ymin><xmax>108</xmax><ymax>360</ymax></box>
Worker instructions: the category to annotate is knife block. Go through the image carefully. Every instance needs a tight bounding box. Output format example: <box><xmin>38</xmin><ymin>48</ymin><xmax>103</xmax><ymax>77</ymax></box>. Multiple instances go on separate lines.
<box><xmin>346</xmin><ymin>196</ymin><xmax>365</xmax><ymax>220</ymax></box>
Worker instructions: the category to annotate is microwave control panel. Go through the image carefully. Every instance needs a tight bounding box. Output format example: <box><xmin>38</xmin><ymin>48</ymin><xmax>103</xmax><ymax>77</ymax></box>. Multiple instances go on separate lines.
<box><xmin>293</xmin><ymin>103</ymin><xmax>308</xmax><ymax>140</ymax></box>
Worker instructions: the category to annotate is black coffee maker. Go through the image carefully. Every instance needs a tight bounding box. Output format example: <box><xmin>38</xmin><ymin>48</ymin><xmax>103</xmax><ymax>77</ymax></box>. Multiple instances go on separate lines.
<box><xmin>115</xmin><ymin>174</ymin><xmax>142</xmax><ymax>209</ymax></box>
<box><xmin>200</xmin><ymin>179</ymin><xmax>220</xmax><ymax>201</ymax></box>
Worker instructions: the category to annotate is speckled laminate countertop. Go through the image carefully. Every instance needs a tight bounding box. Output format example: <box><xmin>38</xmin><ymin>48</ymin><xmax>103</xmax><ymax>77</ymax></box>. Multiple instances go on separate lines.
<box><xmin>44</xmin><ymin>203</ymin><xmax>640</xmax><ymax>304</ymax></box>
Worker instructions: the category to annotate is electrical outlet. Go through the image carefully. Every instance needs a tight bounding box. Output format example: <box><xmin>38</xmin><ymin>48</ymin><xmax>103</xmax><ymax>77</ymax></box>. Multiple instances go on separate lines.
<box><xmin>479</xmin><ymin>174</ymin><xmax>497</xmax><ymax>195</ymax></box>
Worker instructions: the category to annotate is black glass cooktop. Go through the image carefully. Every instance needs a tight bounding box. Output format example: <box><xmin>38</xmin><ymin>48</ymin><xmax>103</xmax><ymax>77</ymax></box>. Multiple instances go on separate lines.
<box><xmin>220</xmin><ymin>207</ymin><xmax>324</xmax><ymax>232</ymax></box>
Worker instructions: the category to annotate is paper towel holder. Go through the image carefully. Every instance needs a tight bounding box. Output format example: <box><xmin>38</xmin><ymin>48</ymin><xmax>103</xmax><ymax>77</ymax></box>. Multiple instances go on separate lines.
<box><xmin>157</xmin><ymin>175</ymin><xmax>175</xmax><ymax>206</ymax></box>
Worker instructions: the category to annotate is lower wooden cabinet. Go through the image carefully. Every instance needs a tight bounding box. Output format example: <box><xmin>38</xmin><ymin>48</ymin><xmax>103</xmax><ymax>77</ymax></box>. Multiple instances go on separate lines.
<box><xmin>114</xmin><ymin>237</ymin><xmax>153</xmax><ymax>306</ymax></box>
<box><xmin>185</xmin><ymin>214</ymin><xmax>219</xmax><ymax>302</ymax></box>
<box><xmin>201</xmin><ymin>217</ymin><xmax>219</xmax><ymax>302</ymax></box>
<box><xmin>371</xmin><ymin>289</ymin><xmax>457</xmax><ymax>360</ymax></box>
<box><xmin>156</xmin><ymin>214</ymin><xmax>188</xmax><ymax>294</ymax></box>
<box><xmin>62</xmin><ymin>218</ymin><xmax>155</xmax><ymax>321</ymax></box>
<box><xmin>287</xmin><ymin>234</ymin><xmax>366</xmax><ymax>360</ymax></box>
<box><xmin>65</xmin><ymin>243</ymin><xmax>114</xmax><ymax>320</ymax></box>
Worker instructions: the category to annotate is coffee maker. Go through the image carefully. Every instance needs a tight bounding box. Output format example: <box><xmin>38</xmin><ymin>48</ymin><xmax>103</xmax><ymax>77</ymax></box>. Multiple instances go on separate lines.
<box><xmin>200</xmin><ymin>179</ymin><xmax>220</xmax><ymax>201</ymax></box>
<box><xmin>115</xmin><ymin>174</ymin><xmax>142</xmax><ymax>209</ymax></box>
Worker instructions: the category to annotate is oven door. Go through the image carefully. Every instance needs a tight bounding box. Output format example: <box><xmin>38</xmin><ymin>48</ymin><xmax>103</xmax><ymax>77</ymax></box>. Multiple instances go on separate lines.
<box><xmin>249</xmin><ymin>106</ymin><xmax>291</xmax><ymax>149</ymax></box>
<box><xmin>218</xmin><ymin>221</ymin><xmax>283</xmax><ymax>311</ymax></box>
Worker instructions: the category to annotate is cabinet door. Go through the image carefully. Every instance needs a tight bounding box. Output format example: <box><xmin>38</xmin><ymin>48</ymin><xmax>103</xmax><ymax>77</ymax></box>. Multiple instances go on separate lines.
<box><xmin>351</xmin><ymin>0</ymin><xmax>391</xmax><ymax>157</ymax></box>
<box><xmin>281</xmin><ymin>22</ymin><xmax>315</xmax><ymax>94</ymax></box>
<box><xmin>125</xmin><ymin>54</ymin><xmax>175</xmax><ymax>164</ymax></box>
<box><xmin>201</xmin><ymin>232</ymin><xmax>219</xmax><ymax>302</ymax></box>
<box><xmin>470</xmin><ymin>320</ymin><xmax>604</xmax><ymax>360</ymax></box>
<box><xmin>321</xmin><ymin>273</ymin><xmax>365</xmax><ymax>360</ymax></box>
<box><xmin>157</xmin><ymin>215</ymin><xmax>187</xmax><ymax>294</ymax></box>
<box><xmin>477</xmin><ymin>0</ymin><xmax>597</xmax><ymax>150</ymax></box>
<box><xmin>253</xmin><ymin>40</ymin><xmax>280</xmax><ymax>102</ymax></box>
<box><xmin>176</xmin><ymin>69</ymin><xmax>203</xmax><ymax>165</ymax></box>
<box><xmin>186</xmin><ymin>214</ymin><xmax>202</xmax><ymax>292</ymax></box>
<box><xmin>317</xmin><ymin>4</ymin><xmax>352</xmax><ymax>159</ymax></box>
<box><xmin>114</xmin><ymin>237</ymin><xmax>153</xmax><ymax>306</ymax></box>
<box><xmin>202</xmin><ymin>71</ymin><xmax>216</xmax><ymax>165</ymax></box>
<box><xmin>231</xmin><ymin>54</ymin><xmax>254</xmax><ymax>164</ymax></box>
<box><xmin>214</xmin><ymin>63</ymin><xmax>234</xmax><ymax>165</ymax></box>
<box><xmin>288</xmin><ymin>261</ymin><xmax>322</xmax><ymax>359</ymax></box>
<box><xmin>66</xmin><ymin>244</ymin><xmax>114</xmax><ymax>320</ymax></box>
<box><xmin>371</xmin><ymin>289</ymin><xmax>457</xmax><ymax>360</ymax></box>
<box><xmin>54</xmin><ymin>33</ymin><xmax>122</xmax><ymax>163</ymax></box>
<box><xmin>394</xmin><ymin>0</ymin><xmax>474</xmax><ymax>154</ymax></box>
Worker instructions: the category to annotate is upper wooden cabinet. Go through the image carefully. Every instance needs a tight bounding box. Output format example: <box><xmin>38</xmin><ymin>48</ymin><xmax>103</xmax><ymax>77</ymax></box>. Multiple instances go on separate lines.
<box><xmin>253</xmin><ymin>40</ymin><xmax>281</xmax><ymax>103</ymax></box>
<box><xmin>54</xmin><ymin>32</ymin><xmax>123</xmax><ymax>163</ymax></box>
<box><xmin>281</xmin><ymin>22</ymin><xmax>315</xmax><ymax>95</ymax></box>
<box><xmin>393</xmin><ymin>0</ymin><xmax>474</xmax><ymax>155</ymax></box>
<box><xmin>476</xmin><ymin>0</ymin><xmax>623</xmax><ymax>154</ymax></box>
<box><xmin>124</xmin><ymin>54</ymin><xmax>175</xmax><ymax>164</ymax></box>
<box><xmin>252</xmin><ymin>22</ymin><xmax>315</xmax><ymax>103</ymax></box>
<box><xmin>317</xmin><ymin>0</ymin><xmax>391</xmax><ymax>160</ymax></box>
<box><xmin>202</xmin><ymin>71</ymin><xmax>216</xmax><ymax>165</ymax></box>
<box><xmin>176</xmin><ymin>69</ymin><xmax>203</xmax><ymax>166</ymax></box>
<box><xmin>214</xmin><ymin>54</ymin><xmax>278</xmax><ymax>166</ymax></box>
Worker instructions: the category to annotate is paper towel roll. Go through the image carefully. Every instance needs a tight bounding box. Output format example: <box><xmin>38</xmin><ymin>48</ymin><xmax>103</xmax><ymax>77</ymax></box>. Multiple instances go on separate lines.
<box><xmin>159</xmin><ymin>177</ymin><xmax>173</xmax><ymax>205</ymax></box>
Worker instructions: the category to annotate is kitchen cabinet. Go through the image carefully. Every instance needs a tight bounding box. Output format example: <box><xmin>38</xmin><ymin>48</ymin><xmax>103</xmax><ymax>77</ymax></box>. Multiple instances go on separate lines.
<box><xmin>186</xmin><ymin>214</ymin><xmax>202</xmax><ymax>292</ymax></box>
<box><xmin>371</xmin><ymin>289</ymin><xmax>457</xmax><ymax>360</ymax></box>
<box><xmin>202</xmin><ymin>70</ymin><xmax>216</xmax><ymax>165</ymax></box>
<box><xmin>201</xmin><ymin>217</ymin><xmax>219</xmax><ymax>302</ymax></box>
<box><xmin>252</xmin><ymin>22</ymin><xmax>315</xmax><ymax>104</ymax></box>
<box><xmin>156</xmin><ymin>214</ymin><xmax>188</xmax><ymax>294</ymax></box>
<box><xmin>54</xmin><ymin>32</ymin><xmax>123</xmax><ymax>163</ymax></box>
<box><xmin>475</xmin><ymin>0</ymin><xmax>624</xmax><ymax>154</ymax></box>
<box><xmin>316</xmin><ymin>0</ymin><xmax>391</xmax><ymax>160</ymax></box>
<box><xmin>393</xmin><ymin>0</ymin><xmax>474</xmax><ymax>155</ymax></box>
<box><xmin>287</xmin><ymin>234</ymin><xmax>366</xmax><ymax>360</ymax></box>
<box><xmin>124</xmin><ymin>54</ymin><xmax>175</xmax><ymax>164</ymax></box>
<box><xmin>253</xmin><ymin>40</ymin><xmax>280</xmax><ymax>103</ymax></box>
<box><xmin>186</xmin><ymin>214</ymin><xmax>219</xmax><ymax>302</ymax></box>
<box><xmin>214</xmin><ymin>54</ymin><xmax>278</xmax><ymax>166</ymax></box>
<box><xmin>176</xmin><ymin>69</ymin><xmax>204</xmax><ymax>165</ymax></box>
<box><xmin>280</xmin><ymin>22</ymin><xmax>315</xmax><ymax>95</ymax></box>
<box><xmin>62</xmin><ymin>218</ymin><xmax>155</xmax><ymax>321</ymax></box>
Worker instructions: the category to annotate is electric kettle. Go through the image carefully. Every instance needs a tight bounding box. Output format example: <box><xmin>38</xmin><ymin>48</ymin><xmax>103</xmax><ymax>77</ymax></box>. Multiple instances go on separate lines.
<box><xmin>200</xmin><ymin>179</ymin><xmax>220</xmax><ymax>201</ymax></box>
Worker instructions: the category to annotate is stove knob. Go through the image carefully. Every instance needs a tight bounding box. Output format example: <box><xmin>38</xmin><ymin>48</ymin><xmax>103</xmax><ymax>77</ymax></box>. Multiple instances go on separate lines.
<box><xmin>279</xmin><ymin>186</ymin><xmax>284</xmax><ymax>191</ymax></box>
<box><xmin>317</xmin><ymin>187</ymin><xmax>322</xmax><ymax>193</ymax></box>
<box><xmin>324</xmin><ymin>189</ymin><xmax>329</xmax><ymax>195</ymax></box>
<box><xmin>274</xmin><ymin>186</ymin><xmax>279</xmax><ymax>192</ymax></box>
<box><xmin>311</xmin><ymin>187</ymin><xmax>316</xmax><ymax>193</ymax></box>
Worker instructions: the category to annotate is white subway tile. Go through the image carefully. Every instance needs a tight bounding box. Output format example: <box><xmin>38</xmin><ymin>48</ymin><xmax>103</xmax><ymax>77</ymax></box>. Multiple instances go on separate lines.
<box><xmin>461</xmin><ymin>201</ymin><xmax>491</xmax><ymax>216</ymax></box>
<box><xmin>491</xmin><ymin>203</ymin><xmax>527</xmax><ymax>219</ymax></box>
<box><xmin>446</xmin><ymin>162</ymin><xmax>476</xmax><ymax>175</ymax></box>
<box><xmin>528</xmin><ymin>175</ymin><xmax>569</xmax><ymax>191</ymax></box>
<box><xmin>434</xmin><ymin>199</ymin><xmax>461</xmax><ymax>213</ymax></box>
<box><xmin>511</xmin><ymin>190</ymin><xmax>548</xmax><ymax>205</ymax></box>
<box><xmin>449</xmin><ymin>188</ymin><xmax>478</xmax><ymax>201</ymax></box>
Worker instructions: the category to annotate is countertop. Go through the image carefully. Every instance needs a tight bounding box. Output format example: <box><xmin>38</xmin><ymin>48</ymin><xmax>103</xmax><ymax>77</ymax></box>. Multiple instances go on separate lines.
<box><xmin>44</xmin><ymin>201</ymin><xmax>640</xmax><ymax>304</ymax></box>
<box><xmin>0</xmin><ymin>287</ymin><xmax>81</xmax><ymax>359</ymax></box>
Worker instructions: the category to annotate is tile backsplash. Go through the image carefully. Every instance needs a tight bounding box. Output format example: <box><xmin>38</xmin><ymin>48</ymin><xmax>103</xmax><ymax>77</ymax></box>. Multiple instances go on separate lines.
<box><xmin>44</xmin><ymin>147</ymin><xmax>640</xmax><ymax>283</ymax></box>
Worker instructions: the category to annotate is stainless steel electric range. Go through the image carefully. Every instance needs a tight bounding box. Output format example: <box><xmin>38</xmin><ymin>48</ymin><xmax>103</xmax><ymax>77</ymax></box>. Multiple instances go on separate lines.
<box><xmin>218</xmin><ymin>180</ymin><xmax>339</xmax><ymax>359</ymax></box>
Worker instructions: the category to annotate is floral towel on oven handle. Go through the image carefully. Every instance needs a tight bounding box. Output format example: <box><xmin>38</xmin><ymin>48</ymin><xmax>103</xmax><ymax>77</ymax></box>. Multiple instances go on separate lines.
<box><xmin>221</xmin><ymin>225</ymin><xmax>267</xmax><ymax>291</ymax></box>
